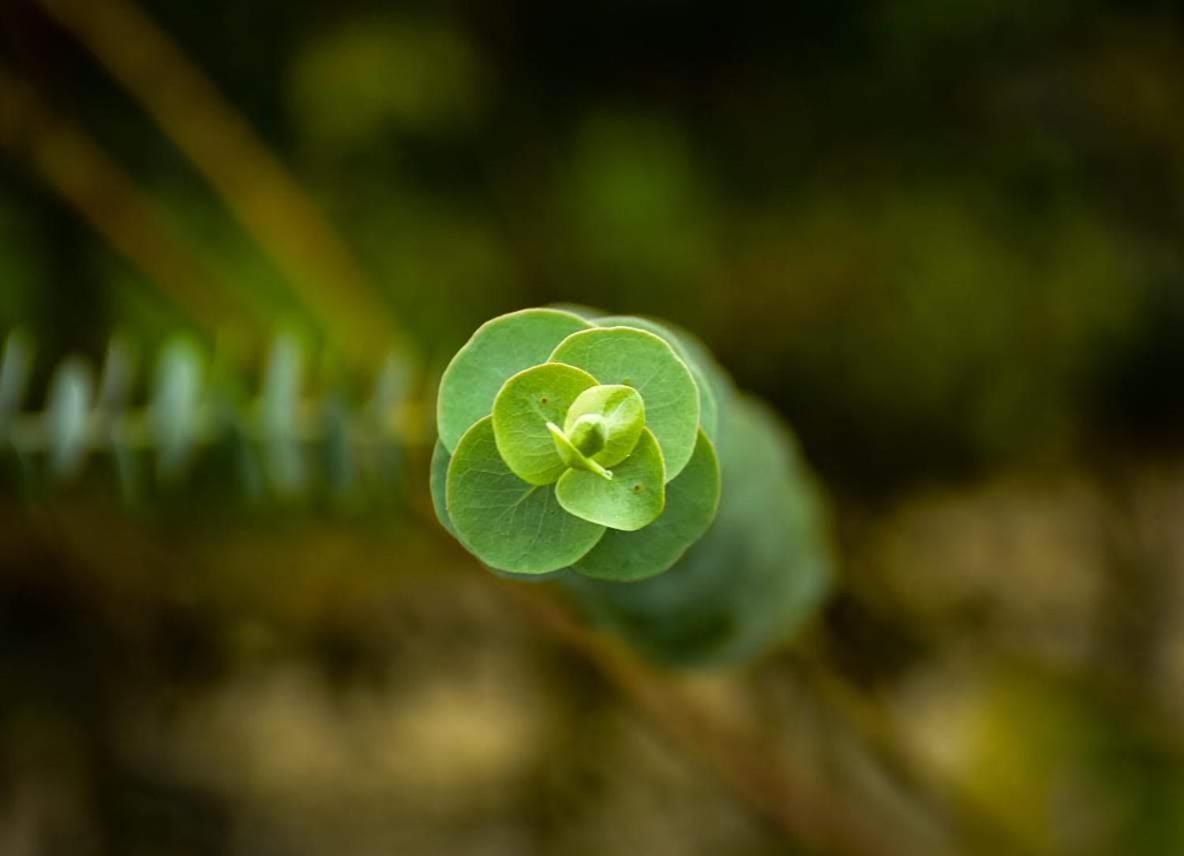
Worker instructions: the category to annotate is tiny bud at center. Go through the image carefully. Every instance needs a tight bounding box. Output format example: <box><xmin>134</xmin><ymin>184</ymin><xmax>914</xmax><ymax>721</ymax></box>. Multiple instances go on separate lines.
<box><xmin>568</xmin><ymin>414</ymin><xmax>607</xmax><ymax>457</ymax></box>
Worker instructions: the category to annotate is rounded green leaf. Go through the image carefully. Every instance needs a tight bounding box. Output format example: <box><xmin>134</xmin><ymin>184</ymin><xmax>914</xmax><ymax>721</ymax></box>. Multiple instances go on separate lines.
<box><xmin>550</xmin><ymin>327</ymin><xmax>699</xmax><ymax>481</ymax></box>
<box><xmin>595</xmin><ymin>315</ymin><xmax>721</xmax><ymax>445</ymax></box>
<box><xmin>563</xmin><ymin>384</ymin><xmax>645</xmax><ymax>468</ymax></box>
<box><xmin>556</xmin><ymin>428</ymin><xmax>666</xmax><ymax>531</ymax></box>
<box><xmin>435</xmin><ymin>436</ymin><xmax>575</xmax><ymax>580</ymax></box>
<box><xmin>447</xmin><ymin>417</ymin><xmax>604</xmax><ymax>573</ymax></box>
<box><xmin>153</xmin><ymin>339</ymin><xmax>204</xmax><ymax>482</ymax></box>
<box><xmin>47</xmin><ymin>358</ymin><xmax>94</xmax><ymax>481</ymax></box>
<box><xmin>571</xmin><ymin>429</ymin><xmax>720</xmax><ymax>581</ymax></box>
<box><xmin>437</xmin><ymin>308</ymin><xmax>591</xmax><ymax>453</ymax></box>
<box><xmin>492</xmin><ymin>362</ymin><xmax>598</xmax><ymax>484</ymax></box>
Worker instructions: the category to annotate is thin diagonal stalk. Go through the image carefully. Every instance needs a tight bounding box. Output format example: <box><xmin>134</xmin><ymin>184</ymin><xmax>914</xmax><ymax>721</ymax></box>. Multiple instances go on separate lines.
<box><xmin>36</xmin><ymin>0</ymin><xmax>407</xmax><ymax>369</ymax></box>
<box><xmin>0</xmin><ymin>69</ymin><xmax>235</xmax><ymax>332</ymax></box>
<box><xmin>498</xmin><ymin>580</ymin><xmax>938</xmax><ymax>856</ymax></box>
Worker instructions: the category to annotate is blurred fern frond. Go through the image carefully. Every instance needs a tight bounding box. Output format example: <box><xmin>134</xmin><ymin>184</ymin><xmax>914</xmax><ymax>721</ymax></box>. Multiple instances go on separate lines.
<box><xmin>0</xmin><ymin>330</ymin><xmax>422</xmax><ymax>507</ymax></box>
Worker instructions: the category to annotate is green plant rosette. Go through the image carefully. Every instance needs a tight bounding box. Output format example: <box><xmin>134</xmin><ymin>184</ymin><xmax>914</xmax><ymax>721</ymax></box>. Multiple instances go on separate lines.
<box><xmin>433</xmin><ymin>307</ymin><xmax>834</xmax><ymax>664</ymax></box>
<box><xmin>433</xmin><ymin>308</ymin><xmax>723</xmax><ymax>580</ymax></box>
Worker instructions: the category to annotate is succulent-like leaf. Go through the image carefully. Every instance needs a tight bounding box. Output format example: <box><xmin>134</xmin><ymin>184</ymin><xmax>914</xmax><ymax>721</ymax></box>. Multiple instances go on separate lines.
<box><xmin>550</xmin><ymin>327</ymin><xmax>699</xmax><ymax>481</ymax></box>
<box><xmin>491</xmin><ymin>362</ymin><xmax>598</xmax><ymax>485</ymax></box>
<box><xmin>563</xmin><ymin>384</ymin><xmax>645</xmax><ymax>468</ymax></box>
<box><xmin>556</xmin><ymin>428</ymin><xmax>665</xmax><ymax>530</ymax></box>
<box><xmin>595</xmin><ymin>315</ymin><xmax>720</xmax><ymax>444</ymax></box>
<box><xmin>437</xmin><ymin>308</ymin><xmax>591</xmax><ymax>453</ymax></box>
<box><xmin>447</xmin><ymin>416</ymin><xmax>605</xmax><ymax>573</ymax></box>
<box><xmin>570</xmin><ymin>429</ymin><xmax>719</xmax><ymax>581</ymax></box>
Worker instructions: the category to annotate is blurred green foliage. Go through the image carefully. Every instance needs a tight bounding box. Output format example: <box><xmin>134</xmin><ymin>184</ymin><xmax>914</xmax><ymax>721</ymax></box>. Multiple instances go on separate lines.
<box><xmin>290</xmin><ymin>16</ymin><xmax>486</xmax><ymax>146</ymax></box>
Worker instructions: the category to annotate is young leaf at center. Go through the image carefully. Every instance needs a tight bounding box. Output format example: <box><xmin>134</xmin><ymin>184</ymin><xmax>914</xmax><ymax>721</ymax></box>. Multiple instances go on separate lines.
<box><xmin>492</xmin><ymin>362</ymin><xmax>598</xmax><ymax>484</ymax></box>
<box><xmin>563</xmin><ymin>384</ymin><xmax>645</xmax><ymax>468</ymax></box>
<box><xmin>547</xmin><ymin>422</ymin><xmax>613</xmax><ymax>479</ymax></box>
<box><xmin>556</xmin><ymin>428</ymin><xmax>666</xmax><ymax>530</ymax></box>
<box><xmin>550</xmin><ymin>327</ymin><xmax>699</xmax><ymax>481</ymax></box>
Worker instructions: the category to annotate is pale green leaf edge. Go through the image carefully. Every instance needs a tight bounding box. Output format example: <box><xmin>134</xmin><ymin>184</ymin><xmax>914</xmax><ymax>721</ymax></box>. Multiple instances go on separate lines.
<box><xmin>569</xmin><ymin>428</ymin><xmax>720</xmax><ymax>582</ymax></box>
<box><xmin>436</xmin><ymin>307</ymin><xmax>591</xmax><ymax>453</ymax></box>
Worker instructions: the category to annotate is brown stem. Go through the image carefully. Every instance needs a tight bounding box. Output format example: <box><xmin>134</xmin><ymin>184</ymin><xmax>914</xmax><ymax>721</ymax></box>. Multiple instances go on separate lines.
<box><xmin>35</xmin><ymin>0</ymin><xmax>408</xmax><ymax>369</ymax></box>
<box><xmin>0</xmin><ymin>68</ymin><xmax>234</xmax><ymax>332</ymax></box>
<box><xmin>499</xmin><ymin>581</ymin><xmax>940</xmax><ymax>856</ymax></box>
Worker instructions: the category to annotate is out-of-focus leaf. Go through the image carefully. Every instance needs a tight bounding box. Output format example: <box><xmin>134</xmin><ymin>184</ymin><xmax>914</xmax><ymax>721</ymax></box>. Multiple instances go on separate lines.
<box><xmin>562</xmin><ymin>397</ymin><xmax>833</xmax><ymax>666</ymax></box>
<box><xmin>153</xmin><ymin>338</ymin><xmax>203</xmax><ymax>484</ymax></box>
<box><xmin>0</xmin><ymin>331</ymin><xmax>33</xmax><ymax>428</ymax></box>
<box><xmin>290</xmin><ymin>18</ymin><xmax>486</xmax><ymax>148</ymax></box>
<box><xmin>429</xmin><ymin>438</ymin><xmax>457</xmax><ymax>539</ymax></box>
<box><xmin>97</xmin><ymin>338</ymin><xmax>139</xmax><ymax>501</ymax></box>
<box><xmin>321</xmin><ymin>393</ymin><xmax>355</xmax><ymax>500</ymax></box>
<box><xmin>261</xmin><ymin>334</ymin><xmax>307</xmax><ymax>498</ymax></box>
<box><xmin>47</xmin><ymin>358</ymin><xmax>94</xmax><ymax>482</ymax></box>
